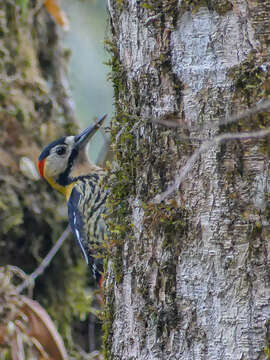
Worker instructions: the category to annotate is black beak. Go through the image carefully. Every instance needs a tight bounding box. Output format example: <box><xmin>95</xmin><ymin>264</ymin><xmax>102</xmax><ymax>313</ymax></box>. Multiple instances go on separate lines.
<box><xmin>74</xmin><ymin>114</ymin><xmax>107</xmax><ymax>149</ymax></box>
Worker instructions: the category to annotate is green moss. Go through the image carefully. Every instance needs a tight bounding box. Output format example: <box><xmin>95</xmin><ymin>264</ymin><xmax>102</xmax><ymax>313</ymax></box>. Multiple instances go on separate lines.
<box><xmin>104</xmin><ymin>112</ymin><xmax>136</xmax><ymax>285</ymax></box>
<box><xmin>224</xmin><ymin>53</ymin><xmax>270</xmax><ymax>159</ymax></box>
<box><xmin>179</xmin><ymin>0</ymin><xmax>207</xmax><ymax>13</ymax></box>
<box><xmin>248</xmin><ymin>1</ymin><xmax>270</xmax><ymax>45</ymax></box>
<box><xmin>211</xmin><ymin>0</ymin><xmax>232</xmax><ymax>15</ymax></box>
<box><xmin>141</xmin><ymin>2</ymin><xmax>155</xmax><ymax>10</ymax></box>
<box><xmin>179</xmin><ymin>0</ymin><xmax>232</xmax><ymax>14</ymax></box>
<box><xmin>102</xmin><ymin>286</ymin><xmax>115</xmax><ymax>359</ymax></box>
<box><xmin>104</xmin><ymin>30</ymin><xmax>147</xmax><ymax>356</ymax></box>
<box><xmin>139</xmin><ymin>0</ymin><xmax>179</xmax><ymax>30</ymax></box>
<box><xmin>143</xmin><ymin>200</ymin><xmax>187</xmax><ymax>243</ymax></box>
<box><xmin>230</xmin><ymin>59</ymin><xmax>270</xmax><ymax>106</ymax></box>
<box><xmin>114</xmin><ymin>0</ymin><xmax>126</xmax><ymax>12</ymax></box>
<box><xmin>264</xmin><ymin>319</ymin><xmax>270</xmax><ymax>359</ymax></box>
<box><xmin>248</xmin><ymin>220</ymin><xmax>263</xmax><ymax>241</ymax></box>
<box><xmin>141</xmin><ymin>201</ymin><xmax>187</xmax><ymax>308</ymax></box>
<box><xmin>215</xmin><ymin>52</ymin><xmax>270</xmax><ymax>188</ymax></box>
<box><xmin>104</xmin><ymin>38</ymin><xmax>139</xmax><ymax>287</ymax></box>
<box><xmin>140</xmin><ymin>0</ymin><xmax>178</xmax><ymax>12</ymax></box>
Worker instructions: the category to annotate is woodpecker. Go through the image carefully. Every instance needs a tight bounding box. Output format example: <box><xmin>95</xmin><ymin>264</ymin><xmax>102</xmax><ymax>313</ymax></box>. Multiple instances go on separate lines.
<box><xmin>38</xmin><ymin>115</ymin><xmax>108</xmax><ymax>287</ymax></box>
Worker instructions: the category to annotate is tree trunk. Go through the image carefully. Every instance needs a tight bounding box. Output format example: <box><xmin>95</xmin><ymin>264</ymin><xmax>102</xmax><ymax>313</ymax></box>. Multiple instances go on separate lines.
<box><xmin>105</xmin><ymin>1</ymin><xmax>270</xmax><ymax>359</ymax></box>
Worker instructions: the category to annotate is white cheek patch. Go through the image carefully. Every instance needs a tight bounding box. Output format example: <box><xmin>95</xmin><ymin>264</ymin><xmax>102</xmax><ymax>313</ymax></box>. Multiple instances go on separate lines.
<box><xmin>45</xmin><ymin>154</ymin><xmax>68</xmax><ymax>178</ymax></box>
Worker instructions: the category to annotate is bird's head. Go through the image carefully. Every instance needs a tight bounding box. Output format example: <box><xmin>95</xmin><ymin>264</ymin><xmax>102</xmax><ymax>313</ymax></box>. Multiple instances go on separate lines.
<box><xmin>38</xmin><ymin>115</ymin><xmax>107</xmax><ymax>199</ymax></box>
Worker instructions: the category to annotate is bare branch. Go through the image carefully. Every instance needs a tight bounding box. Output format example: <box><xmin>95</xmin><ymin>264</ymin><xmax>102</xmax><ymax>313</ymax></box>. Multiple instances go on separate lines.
<box><xmin>17</xmin><ymin>226</ymin><xmax>71</xmax><ymax>293</ymax></box>
<box><xmin>151</xmin><ymin>99</ymin><xmax>270</xmax><ymax>129</ymax></box>
<box><xmin>152</xmin><ymin>127</ymin><xmax>270</xmax><ymax>204</ymax></box>
<box><xmin>150</xmin><ymin>116</ymin><xmax>185</xmax><ymax>128</ymax></box>
<box><xmin>220</xmin><ymin>99</ymin><xmax>270</xmax><ymax>127</ymax></box>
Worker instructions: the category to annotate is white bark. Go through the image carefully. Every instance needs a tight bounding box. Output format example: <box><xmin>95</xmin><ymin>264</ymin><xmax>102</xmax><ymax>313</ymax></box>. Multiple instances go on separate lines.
<box><xmin>106</xmin><ymin>1</ymin><xmax>270</xmax><ymax>359</ymax></box>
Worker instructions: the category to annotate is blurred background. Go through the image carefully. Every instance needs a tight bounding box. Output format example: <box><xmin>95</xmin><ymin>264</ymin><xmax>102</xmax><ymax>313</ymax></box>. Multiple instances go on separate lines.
<box><xmin>61</xmin><ymin>0</ymin><xmax>113</xmax><ymax>163</ymax></box>
<box><xmin>60</xmin><ymin>0</ymin><xmax>113</xmax><ymax>351</ymax></box>
<box><xmin>0</xmin><ymin>0</ymin><xmax>113</xmax><ymax>356</ymax></box>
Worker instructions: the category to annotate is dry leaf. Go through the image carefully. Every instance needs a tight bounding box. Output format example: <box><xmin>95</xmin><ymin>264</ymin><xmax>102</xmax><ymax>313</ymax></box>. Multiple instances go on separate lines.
<box><xmin>44</xmin><ymin>0</ymin><xmax>69</xmax><ymax>30</ymax></box>
<box><xmin>0</xmin><ymin>324</ymin><xmax>8</xmax><ymax>345</ymax></box>
<box><xmin>11</xmin><ymin>330</ymin><xmax>25</xmax><ymax>360</ymax></box>
<box><xmin>20</xmin><ymin>296</ymin><xmax>68</xmax><ymax>360</ymax></box>
<box><xmin>0</xmin><ymin>267</ymin><xmax>69</xmax><ymax>359</ymax></box>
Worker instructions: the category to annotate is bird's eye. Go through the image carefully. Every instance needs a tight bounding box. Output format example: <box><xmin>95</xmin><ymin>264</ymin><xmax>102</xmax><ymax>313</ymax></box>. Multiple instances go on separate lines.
<box><xmin>56</xmin><ymin>146</ymin><xmax>66</xmax><ymax>156</ymax></box>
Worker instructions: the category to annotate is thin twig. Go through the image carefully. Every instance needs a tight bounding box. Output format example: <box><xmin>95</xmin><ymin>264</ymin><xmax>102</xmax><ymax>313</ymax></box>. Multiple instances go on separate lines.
<box><xmin>151</xmin><ymin>99</ymin><xmax>270</xmax><ymax>129</ymax></box>
<box><xmin>17</xmin><ymin>226</ymin><xmax>71</xmax><ymax>293</ymax></box>
<box><xmin>221</xmin><ymin>99</ymin><xmax>270</xmax><ymax>127</ymax></box>
<box><xmin>150</xmin><ymin>116</ymin><xmax>185</xmax><ymax>128</ymax></box>
<box><xmin>153</xmin><ymin>128</ymin><xmax>270</xmax><ymax>203</ymax></box>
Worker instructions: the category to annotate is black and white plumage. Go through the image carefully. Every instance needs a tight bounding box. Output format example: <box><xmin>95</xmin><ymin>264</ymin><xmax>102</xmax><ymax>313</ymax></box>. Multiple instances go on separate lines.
<box><xmin>38</xmin><ymin>115</ymin><xmax>108</xmax><ymax>287</ymax></box>
<box><xmin>68</xmin><ymin>173</ymin><xmax>108</xmax><ymax>285</ymax></box>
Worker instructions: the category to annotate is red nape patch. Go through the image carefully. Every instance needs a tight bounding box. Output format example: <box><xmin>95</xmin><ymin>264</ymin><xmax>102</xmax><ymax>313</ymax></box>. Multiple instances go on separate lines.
<box><xmin>38</xmin><ymin>159</ymin><xmax>45</xmax><ymax>178</ymax></box>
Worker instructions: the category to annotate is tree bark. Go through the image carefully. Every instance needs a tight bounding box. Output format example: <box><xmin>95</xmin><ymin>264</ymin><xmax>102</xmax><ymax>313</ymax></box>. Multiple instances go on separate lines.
<box><xmin>105</xmin><ymin>1</ymin><xmax>270</xmax><ymax>359</ymax></box>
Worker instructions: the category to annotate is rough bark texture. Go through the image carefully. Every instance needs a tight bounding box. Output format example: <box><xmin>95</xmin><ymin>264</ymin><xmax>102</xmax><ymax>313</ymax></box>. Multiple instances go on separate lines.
<box><xmin>105</xmin><ymin>1</ymin><xmax>270</xmax><ymax>359</ymax></box>
<box><xmin>0</xmin><ymin>0</ymin><xmax>89</xmax><ymax>353</ymax></box>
